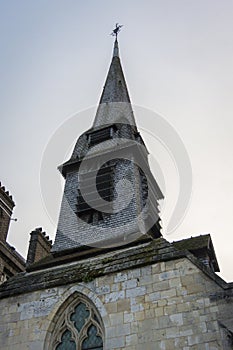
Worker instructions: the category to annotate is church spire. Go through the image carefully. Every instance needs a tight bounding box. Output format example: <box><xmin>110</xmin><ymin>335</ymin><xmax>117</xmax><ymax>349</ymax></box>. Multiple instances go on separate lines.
<box><xmin>52</xmin><ymin>30</ymin><xmax>163</xmax><ymax>254</ymax></box>
<box><xmin>93</xmin><ymin>25</ymin><xmax>135</xmax><ymax>128</ymax></box>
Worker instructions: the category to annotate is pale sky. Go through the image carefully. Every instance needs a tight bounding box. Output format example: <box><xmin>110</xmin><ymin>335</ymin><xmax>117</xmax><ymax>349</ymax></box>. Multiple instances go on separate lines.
<box><xmin>0</xmin><ymin>1</ymin><xmax>233</xmax><ymax>281</ymax></box>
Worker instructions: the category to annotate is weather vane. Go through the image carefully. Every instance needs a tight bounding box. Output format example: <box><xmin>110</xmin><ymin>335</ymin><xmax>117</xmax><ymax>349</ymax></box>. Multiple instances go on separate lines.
<box><xmin>111</xmin><ymin>23</ymin><xmax>123</xmax><ymax>39</ymax></box>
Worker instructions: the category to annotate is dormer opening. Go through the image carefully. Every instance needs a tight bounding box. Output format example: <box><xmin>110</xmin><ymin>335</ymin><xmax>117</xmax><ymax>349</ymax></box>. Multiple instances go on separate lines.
<box><xmin>88</xmin><ymin>126</ymin><xmax>115</xmax><ymax>146</ymax></box>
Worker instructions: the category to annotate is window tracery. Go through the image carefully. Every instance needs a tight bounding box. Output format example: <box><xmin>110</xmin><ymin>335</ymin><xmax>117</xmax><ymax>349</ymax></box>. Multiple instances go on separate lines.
<box><xmin>51</xmin><ymin>295</ymin><xmax>103</xmax><ymax>350</ymax></box>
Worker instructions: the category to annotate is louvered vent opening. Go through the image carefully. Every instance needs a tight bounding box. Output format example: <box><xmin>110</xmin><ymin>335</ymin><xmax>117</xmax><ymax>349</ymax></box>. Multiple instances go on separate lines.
<box><xmin>88</xmin><ymin>127</ymin><xmax>113</xmax><ymax>146</ymax></box>
<box><xmin>139</xmin><ymin>168</ymin><xmax>148</xmax><ymax>208</ymax></box>
<box><xmin>77</xmin><ymin>166</ymin><xmax>114</xmax><ymax>220</ymax></box>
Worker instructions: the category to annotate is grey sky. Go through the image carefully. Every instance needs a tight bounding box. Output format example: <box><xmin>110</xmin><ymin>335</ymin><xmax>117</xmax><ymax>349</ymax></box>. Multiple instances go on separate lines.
<box><xmin>0</xmin><ymin>1</ymin><xmax>233</xmax><ymax>281</ymax></box>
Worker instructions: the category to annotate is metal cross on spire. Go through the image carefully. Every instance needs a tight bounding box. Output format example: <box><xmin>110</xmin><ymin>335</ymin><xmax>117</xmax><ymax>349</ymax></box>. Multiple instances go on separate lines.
<box><xmin>111</xmin><ymin>23</ymin><xmax>123</xmax><ymax>39</ymax></box>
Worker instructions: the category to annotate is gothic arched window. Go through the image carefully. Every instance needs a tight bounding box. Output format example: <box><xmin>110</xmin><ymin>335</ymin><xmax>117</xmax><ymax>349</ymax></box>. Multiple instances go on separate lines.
<box><xmin>50</xmin><ymin>294</ymin><xmax>104</xmax><ymax>350</ymax></box>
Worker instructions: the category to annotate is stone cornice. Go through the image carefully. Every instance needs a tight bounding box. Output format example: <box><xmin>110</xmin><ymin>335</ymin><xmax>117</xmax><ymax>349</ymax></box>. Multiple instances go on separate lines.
<box><xmin>0</xmin><ymin>238</ymin><xmax>232</xmax><ymax>300</ymax></box>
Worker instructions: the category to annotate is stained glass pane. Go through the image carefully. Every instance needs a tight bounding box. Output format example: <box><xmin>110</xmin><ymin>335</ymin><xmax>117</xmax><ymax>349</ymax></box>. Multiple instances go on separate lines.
<box><xmin>56</xmin><ymin>330</ymin><xmax>76</xmax><ymax>350</ymax></box>
<box><xmin>70</xmin><ymin>302</ymin><xmax>90</xmax><ymax>332</ymax></box>
<box><xmin>82</xmin><ymin>325</ymin><xmax>103</xmax><ymax>350</ymax></box>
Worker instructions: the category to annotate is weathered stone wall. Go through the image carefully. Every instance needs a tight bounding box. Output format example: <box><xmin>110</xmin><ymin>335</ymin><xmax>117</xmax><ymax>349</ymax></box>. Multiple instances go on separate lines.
<box><xmin>0</xmin><ymin>257</ymin><xmax>232</xmax><ymax>350</ymax></box>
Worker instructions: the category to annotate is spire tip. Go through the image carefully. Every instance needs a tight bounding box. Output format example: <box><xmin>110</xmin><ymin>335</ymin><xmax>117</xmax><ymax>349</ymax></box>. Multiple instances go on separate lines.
<box><xmin>113</xmin><ymin>39</ymin><xmax>119</xmax><ymax>57</ymax></box>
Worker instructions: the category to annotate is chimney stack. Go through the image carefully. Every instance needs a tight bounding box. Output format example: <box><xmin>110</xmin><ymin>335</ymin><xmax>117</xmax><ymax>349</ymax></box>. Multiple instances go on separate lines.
<box><xmin>26</xmin><ymin>227</ymin><xmax>52</xmax><ymax>266</ymax></box>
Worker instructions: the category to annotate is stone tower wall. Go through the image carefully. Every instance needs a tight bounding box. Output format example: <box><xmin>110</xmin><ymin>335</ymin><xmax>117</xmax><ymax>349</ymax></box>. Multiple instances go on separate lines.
<box><xmin>0</xmin><ymin>183</ymin><xmax>15</xmax><ymax>242</ymax></box>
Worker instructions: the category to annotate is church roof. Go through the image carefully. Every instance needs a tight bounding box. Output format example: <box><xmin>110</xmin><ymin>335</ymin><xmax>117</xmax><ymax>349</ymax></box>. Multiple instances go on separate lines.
<box><xmin>0</xmin><ymin>241</ymin><xmax>25</xmax><ymax>273</ymax></box>
<box><xmin>173</xmin><ymin>234</ymin><xmax>220</xmax><ymax>272</ymax></box>
<box><xmin>0</xmin><ymin>237</ymin><xmax>231</xmax><ymax>299</ymax></box>
<box><xmin>173</xmin><ymin>234</ymin><xmax>211</xmax><ymax>250</ymax></box>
